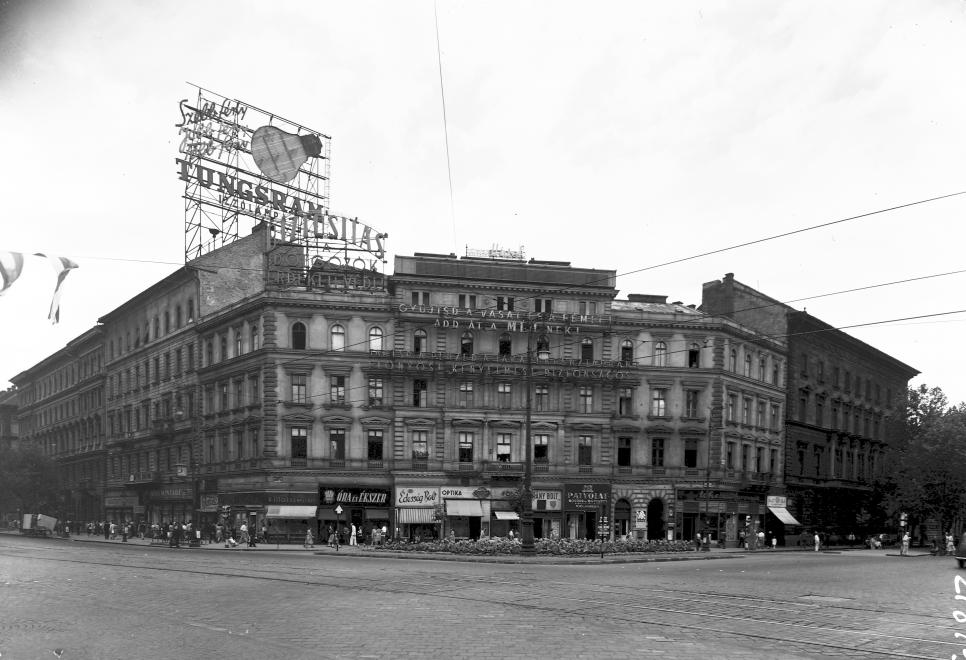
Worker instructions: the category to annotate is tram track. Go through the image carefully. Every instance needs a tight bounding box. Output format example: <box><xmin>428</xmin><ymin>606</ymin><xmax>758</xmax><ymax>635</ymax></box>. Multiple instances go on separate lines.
<box><xmin>0</xmin><ymin>541</ymin><xmax>956</xmax><ymax>659</ymax></box>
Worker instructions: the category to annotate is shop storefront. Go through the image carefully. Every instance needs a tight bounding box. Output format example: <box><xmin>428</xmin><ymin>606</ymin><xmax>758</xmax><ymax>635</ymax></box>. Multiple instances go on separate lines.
<box><xmin>103</xmin><ymin>493</ymin><xmax>138</xmax><ymax>525</ymax></box>
<box><xmin>394</xmin><ymin>486</ymin><xmax>441</xmax><ymax>542</ymax></box>
<box><xmin>531</xmin><ymin>489</ymin><xmax>562</xmax><ymax>540</ymax></box>
<box><xmin>219</xmin><ymin>491</ymin><xmax>317</xmax><ymax>542</ymax></box>
<box><xmin>319</xmin><ymin>486</ymin><xmax>391</xmax><ymax>544</ymax></box>
<box><xmin>145</xmin><ymin>485</ymin><xmax>194</xmax><ymax>527</ymax></box>
<box><xmin>564</xmin><ymin>483</ymin><xmax>611</xmax><ymax>540</ymax></box>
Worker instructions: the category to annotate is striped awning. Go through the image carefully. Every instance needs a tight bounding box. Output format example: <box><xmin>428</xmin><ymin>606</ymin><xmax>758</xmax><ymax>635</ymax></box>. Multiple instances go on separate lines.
<box><xmin>445</xmin><ymin>499</ymin><xmax>484</xmax><ymax>517</ymax></box>
<box><xmin>265</xmin><ymin>505</ymin><xmax>318</xmax><ymax>519</ymax></box>
<box><xmin>768</xmin><ymin>506</ymin><xmax>801</xmax><ymax>526</ymax></box>
<box><xmin>493</xmin><ymin>511</ymin><xmax>519</xmax><ymax>520</ymax></box>
<box><xmin>396</xmin><ymin>508</ymin><xmax>437</xmax><ymax>524</ymax></box>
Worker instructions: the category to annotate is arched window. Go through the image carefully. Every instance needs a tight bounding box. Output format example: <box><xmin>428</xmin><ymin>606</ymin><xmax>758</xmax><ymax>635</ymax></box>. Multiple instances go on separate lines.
<box><xmin>688</xmin><ymin>343</ymin><xmax>701</xmax><ymax>368</ymax></box>
<box><xmin>368</xmin><ymin>326</ymin><xmax>384</xmax><ymax>351</ymax></box>
<box><xmin>413</xmin><ymin>329</ymin><xmax>427</xmax><ymax>354</ymax></box>
<box><xmin>744</xmin><ymin>354</ymin><xmax>752</xmax><ymax>377</ymax></box>
<box><xmin>291</xmin><ymin>322</ymin><xmax>307</xmax><ymax>350</ymax></box>
<box><xmin>620</xmin><ymin>339</ymin><xmax>634</xmax><ymax>363</ymax></box>
<box><xmin>330</xmin><ymin>324</ymin><xmax>345</xmax><ymax>351</ymax></box>
<box><xmin>759</xmin><ymin>357</ymin><xmax>766</xmax><ymax>381</ymax></box>
<box><xmin>580</xmin><ymin>337</ymin><xmax>594</xmax><ymax>361</ymax></box>
<box><xmin>460</xmin><ymin>331</ymin><xmax>474</xmax><ymax>356</ymax></box>
<box><xmin>653</xmin><ymin>341</ymin><xmax>668</xmax><ymax>367</ymax></box>
<box><xmin>498</xmin><ymin>333</ymin><xmax>512</xmax><ymax>357</ymax></box>
<box><xmin>729</xmin><ymin>349</ymin><xmax>738</xmax><ymax>372</ymax></box>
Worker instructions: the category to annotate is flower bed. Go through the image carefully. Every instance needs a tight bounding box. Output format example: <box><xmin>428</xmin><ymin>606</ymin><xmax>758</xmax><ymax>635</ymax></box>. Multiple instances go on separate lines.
<box><xmin>373</xmin><ymin>537</ymin><xmax>693</xmax><ymax>555</ymax></box>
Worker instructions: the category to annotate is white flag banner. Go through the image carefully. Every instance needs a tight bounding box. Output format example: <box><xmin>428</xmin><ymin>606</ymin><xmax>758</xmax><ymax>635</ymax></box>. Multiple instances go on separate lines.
<box><xmin>34</xmin><ymin>253</ymin><xmax>80</xmax><ymax>324</ymax></box>
<box><xmin>0</xmin><ymin>251</ymin><xmax>25</xmax><ymax>295</ymax></box>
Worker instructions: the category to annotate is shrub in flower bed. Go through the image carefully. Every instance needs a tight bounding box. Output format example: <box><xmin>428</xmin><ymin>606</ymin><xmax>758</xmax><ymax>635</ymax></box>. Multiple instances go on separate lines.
<box><xmin>373</xmin><ymin>537</ymin><xmax>693</xmax><ymax>555</ymax></box>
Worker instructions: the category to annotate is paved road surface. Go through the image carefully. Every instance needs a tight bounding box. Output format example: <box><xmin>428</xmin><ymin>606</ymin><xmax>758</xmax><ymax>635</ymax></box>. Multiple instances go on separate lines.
<box><xmin>0</xmin><ymin>534</ymin><xmax>962</xmax><ymax>659</ymax></box>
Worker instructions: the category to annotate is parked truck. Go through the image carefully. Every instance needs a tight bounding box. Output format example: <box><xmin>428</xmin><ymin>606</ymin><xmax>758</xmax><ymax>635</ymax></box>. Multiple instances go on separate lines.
<box><xmin>20</xmin><ymin>513</ymin><xmax>58</xmax><ymax>537</ymax></box>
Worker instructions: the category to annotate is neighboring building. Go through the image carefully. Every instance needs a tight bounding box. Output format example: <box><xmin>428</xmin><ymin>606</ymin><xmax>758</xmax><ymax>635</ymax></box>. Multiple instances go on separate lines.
<box><xmin>10</xmin><ymin>240</ymin><xmax>796</xmax><ymax>547</ymax></box>
<box><xmin>0</xmin><ymin>387</ymin><xmax>18</xmax><ymax>451</ymax></box>
<box><xmin>11</xmin><ymin>327</ymin><xmax>105</xmax><ymax>523</ymax></box>
<box><xmin>702</xmin><ymin>273</ymin><xmax>918</xmax><ymax>540</ymax></box>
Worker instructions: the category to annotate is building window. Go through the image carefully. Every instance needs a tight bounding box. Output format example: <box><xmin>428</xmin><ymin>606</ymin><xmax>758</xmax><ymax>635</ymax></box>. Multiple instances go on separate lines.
<box><xmin>498</xmin><ymin>333</ymin><xmax>512</xmax><ymax>357</ymax></box>
<box><xmin>580</xmin><ymin>337</ymin><xmax>594</xmax><ymax>361</ymax></box>
<box><xmin>187</xmin><ymin>343</ymin><xmax>195</xmax><ymax>371</ymax></box>
<box><xmin>653</xmin><ymin>341</ymin><xmax>668</xmax><ymax>367</ymax></box>
<box><xmin>367</xmin><ymin>430</ymin><xmax>383</xmax><ymax>461</ymax></box>
<box><xmin>458</xmin><ymin>381</ymin><xmax>474</xmax><ymax>408</ymax></box>
<box><xmin>291</xmin><ymin>427</ymin><xmax>307</xmax><ymax>460</ymax></box>
<box><xmin>534</xmin><ymin>298</ymin><xmax>552</xmax><ymax>313</ymax></box>
<box><xmin>329</xmin><ymin>428</ymin><xmax>345</xmax><ymax>460</ymax></box>
<box><xmin>769</xmin><ymin>448</ymin><xmax>777</xmax><ymax>473</ymax></box>
<box><xmin>458</xmin><ymin>432</ymin><xmax>474</xmax><ymax>462</ymax></box>
<box><xmin>234</xmin><ymin>379</ymin><xmax>243</xmax><ymax>409</ymax></box>
<box><xmin>536</xmin><ymin>334</ymin><xmax>550</xmax><ymax>356</ymax></box>
<box><xmin>578</xmin><ymin>386</ymin><xmax>593</xmax><ymax>413</ymax></box>
<box><xmin>220</xmin><ymin>334</ymin><xmax>227</xmax><ymax>361</ymax></box>
<box><xmin>249</xmin><ymin>374</ymin><xmax>259</xmax><ymax>404</ymax></box>
<box><xmin>534</xmin><ymin>384</ymin><xmax>549</xmax><ymax>411</ymax></box>
<box><xmin>617</xmin><ymin>436</ymin><xmax>632</xmax><ymax>466</ymax></box>
<box><xmin>772</xmin><ymin>361</ymin><xmax>780</xmax><ymax>385</ymax></box>
<box><xmin>291</xmin><ymin>374</ymin><xmax>307</xmax><ymax>404</ymax></box>
<box><xmin>844</xmin><ymin>370</ymin><xmax>851</xmax><ymax>392</ymax></box>
<box><xmin>251</xmin><ymin>323</ymin><xmax>260</xmax><ymax>351</ymax></box>
<box><xmin>798</xmin><ymin>390</ymin><xmax>808</xmax><ymax>421</ymax></box>
<box><xmin>744</xmin><ymin>354</ymin><xmax>752</xmax><ymax>377</ymax></box>
<box><xmin>726</xmin><ymin>442</ymin><xmax>735</xmax><ymax>469</ymax></box>
<box><xmin>413</xmin><ymin>379</ymin><xmax>428</xmax><ymax>407</ymax></box>
<box><xmin>368</xmin><ymin>378</ymin><xmax>383</xmax><ymax>406</ymax></box>
<box><xmin>412</xmin><ymin>431</ymin><xmax>428</xmax><ymax>460</ymax></box>
<box><xmin>817</xmin><ymin>361</ymin><xmax>825</xmax><ymax>383</ymax></box>
<box><xmin>413</xmin><ymin>329</ymin><xmax>427</xmax><ymax>354</ymax></box>
<box><xmin>330</xmin><ymin>376</ymin><xmax>346</xmax><ymax>404</ymax></box>
<box><xmin>618</xmin><ymin>387</ymin><xmax>633</xmax><ymax>416</ymax></box>
<box><xmin>153</xmin><ymin>357</ymin><xmax>160</xmax><ymax>384</ymax></box>
<box><xmin>741</xmin><ymin>444</ymin><xmax>751</xmax><ymax>471</ymax></box>
<box><xmin>684</xmin><ymin>439</ymin><xmax>698</xmax><ymax>468</ymax></box>
<box><xmin>756</xmin><ymin>401</ymin><xmax>765</xmax><ymax>428</ymax></box>
<box><xmin>458</xmin><ymin>294</ymin><xmax>478</xmax><ymax>308</ymax></box>
<box><xmin>815</xmin><ymin>396</ymin><xmax>825</xmax><ymax>426</ymax></box>
<box><xmin>368</xmin><ymin>326</ymin><xmax>384</xmax><ymax>351</ymax></box>
<box><xmin>685</xmin><ymin>390</ymin><xmax>699</xmax><ymax>418</ymax></box>
<box><xmin>233</xmin><ymin>328</ymin><xmax>242</xmax><ymax>356</ymax></box>
<box><xmin>496</xmin><ymin>296</ymin><xmax>514</xmax><ymax>311</ymax></box>
<box><xmin>758</xmin><ymin>357</ymin><xmax>766</xmax><ymax>381</ymax></box>
<box><xmin>412</xmin><ymin>291</ymin><xmax>429</xmax><ymax>306</ymax></box>
<box><xmin>496</xmin><ymin>433</ymin><xmax>512</xmax><ymax>462</ymax></box>
<box><xmin>729</xmin><ymin>349</ymin><xmax>737</xmax><ymax>372</ymax></box>
<box><xmin>186</xmin><ymin>298</ymin><xmax>194</xmax><ymax>322</ymax></box>
<box><xmin>578</xmin><ymin>435</ymin><xmax>593</xmax><ymax>465</ymax></box>
<box><xmin>330</xmin><ymin>324</ymin><xmax>345</xmax><ymax>351</ymax></box>
<box><xmin>651</xmin><ymin>388</ymin><xmax>667</xmax><ymax>417</ymax></box>
<box><xmin>756</xmin><ymin>447</ymin><xmax>764</xmax><ymax>472</ymax></box>
<box><xmin>460</xmin><ymin>331</ymin><xmax>474</xmax><ymax>356</ymax></box>
<box><xmin>174</xmin><ymin>348</ymin><xmax>183</xmax><ymax>376</ymax></box>
<box><xmin>800</xmin><ymin>353</ymin><xmax>808</xmax><ymax>376</ymax></box>
<box><xmin>175</xmin><ymin>306</ymin><xmax>183</xmax><ymax>328</ymax></box>
<box><xmin>727</xmin><ymin>394</ymin><xmax>736</xmax><ymax>422</ymax></box>
<box><xmin>687</xmin><ymin>343</ymin><xmax>701</xmax><ymax>368</ymax></box>
<box><xmin>621</xmin><ymin>340</ymin><xmax>634</xmax><ymax>363</ymax></box>
<box><xmin>651</xmin><ymin>438</ymin><xmax>665</xmax><ymax>467</ymax></box>
<box><xmin>534</xmin><ymin>434</ymin><xmax>549</xmax><ymax>463</ymax></box>
<box><xmin>219</xmin><ymin>382</ymin><xmax>228</xmax><ymax>410</ymax></box>
<box><xmin>742</xmin><ymin>398</ymin><xmax>751</xmax><ymax>425</ymax></box>
<box><xmin>497</xmin><ymin>382</ymin><xmax>512</xmax><ymax>408</ymax></box>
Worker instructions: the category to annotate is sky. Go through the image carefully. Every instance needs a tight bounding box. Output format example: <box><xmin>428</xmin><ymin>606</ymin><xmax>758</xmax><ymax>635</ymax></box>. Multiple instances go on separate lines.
<box><xmin>1</xmin><ymin>0</ymin><xmax>964</xmax><ymax>403</ymax></box>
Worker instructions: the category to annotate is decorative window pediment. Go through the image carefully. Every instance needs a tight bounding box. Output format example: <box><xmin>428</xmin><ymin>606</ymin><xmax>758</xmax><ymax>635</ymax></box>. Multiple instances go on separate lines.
<box><xmin>320</xmin><ymin>414</ymin><xmax>352</xmax><ymax>425</ymax></box>
<box><xmin>281</xmin><ymin>412</ymin><xmax>315</xmax><ymax>424</ymax></box>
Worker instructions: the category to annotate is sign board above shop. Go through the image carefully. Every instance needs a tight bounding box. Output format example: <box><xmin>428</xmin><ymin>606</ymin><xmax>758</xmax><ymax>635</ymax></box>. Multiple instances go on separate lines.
<box><xmin>564</xmin><ymin>484</ymin><xmax>612</xmax><ymax>511</ymax></box>
<box><xmin>320</xmin><ymin>487</ymin><xmax>389</xmax><ymax>507</ymax></box>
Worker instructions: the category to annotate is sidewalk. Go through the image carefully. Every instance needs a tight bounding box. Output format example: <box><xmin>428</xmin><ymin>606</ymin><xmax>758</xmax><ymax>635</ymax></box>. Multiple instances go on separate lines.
<box><xmin>7</xmin><ymin>530</ymin><xmax>925</xmax><ymax>564</ymax></box>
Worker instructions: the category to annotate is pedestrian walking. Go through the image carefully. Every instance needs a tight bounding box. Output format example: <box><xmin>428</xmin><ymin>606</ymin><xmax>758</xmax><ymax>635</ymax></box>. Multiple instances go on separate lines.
<box><xmin>304</xmin><ymin>528</ymin><xmax>314</xmax><ymax>548</ymax></box>
<box><xmin>349</xmin><ymin>523</ymin><xmax>358</xmax><ymax>546</ymax></box>
<box><xmin>900</xmin><ymin>531</ymin><xmax>910</xmax><ymax>556</ymax></box>
<box><xmin>946</xmin><ymin>531</ymin><xmax>955</xmax><ymax>554</ymax></box>
<box><xmin>771</xmin><ymin>534</ymin><xmax>777</xmax><ymax>550</ymax></box>
<box><xmin>813</xmin><ymin>532</ymin><xmax>821</xmax><ymax>552</ymax></box>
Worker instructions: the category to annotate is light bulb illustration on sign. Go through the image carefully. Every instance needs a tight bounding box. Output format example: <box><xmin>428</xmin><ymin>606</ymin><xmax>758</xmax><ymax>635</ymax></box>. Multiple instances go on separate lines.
<box><xmin>251</xmin><ymin>126</ymin><xmax>324</xmax><ymax>182</ymax></box>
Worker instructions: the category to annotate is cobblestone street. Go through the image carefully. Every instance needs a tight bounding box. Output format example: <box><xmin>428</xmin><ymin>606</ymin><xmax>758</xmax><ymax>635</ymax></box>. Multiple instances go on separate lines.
<box><xmin>0</xmin><ymin>533</ymin><xmax>962</xmax><ymax>659</ymax></box>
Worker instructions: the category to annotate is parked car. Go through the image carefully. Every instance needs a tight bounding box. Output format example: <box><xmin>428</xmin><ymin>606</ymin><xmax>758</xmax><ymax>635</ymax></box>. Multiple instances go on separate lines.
<box><xmin>955</xmin><ymin>532</ymin><xmax>966</xmax><ymax>569</ymax></box>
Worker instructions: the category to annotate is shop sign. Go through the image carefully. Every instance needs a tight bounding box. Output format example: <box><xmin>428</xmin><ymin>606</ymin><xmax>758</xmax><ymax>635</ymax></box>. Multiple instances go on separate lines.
<box><xmin>148</xmin><ymin>487</ymin><xmax>192</xmax><ymax>501</ymax></box>
<box><xmin>634</xmin><ymin>510</ymin><xmax>647</xmax><ymax>529</ymax></box>
<box><xmin>219</xmin><ymin>491</ymin><xmax>316</xmax><ymax>506</ymax></box>
<box><xmin>200</xmin><ymin>494</ymin><xmax>219</xmax><ymax>508</ymax></box>
<box><xmin>533</xmin><ymin>490</ymin><xmax>561</xmax><ymax>511</ymax></box>
<box><xmin>104</xmin><ymin>495</ymin><xmax>138</xmax><ymax>508</ymax></box>
<box><xmin>395</xmin><ymin>487</ymin><xmax>440</xmax><ymax>507</ymax></box>
<box><xmin>320</xmin><ymin>487</ymin><xmax>389</xmax><ymax>506</ymax></box>
<box><xmin>440</xmin><ymin>486</ymin><xmax>518</xmax><ymax>499</ymax></box>
<box><xmin>564</xmin><ymin>484</ymin><xmax>611</xmax><ymax>511</ymax></box>
<box><xmin>766</xmin><ymin>495</ymin><xmax>787</xmax><ymax>508</ymax></box>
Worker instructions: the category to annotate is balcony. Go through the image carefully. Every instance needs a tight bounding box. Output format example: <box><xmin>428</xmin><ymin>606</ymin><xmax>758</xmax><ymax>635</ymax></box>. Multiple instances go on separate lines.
<box><xmin>483</xmin><ymin>460</ymin><xmax>524</xmax><ymax>475</ymax></box>
<box><xmin>127</xmin><ymin>470</ymin><xmax>159</xmax><ymax>484</ymax></box>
